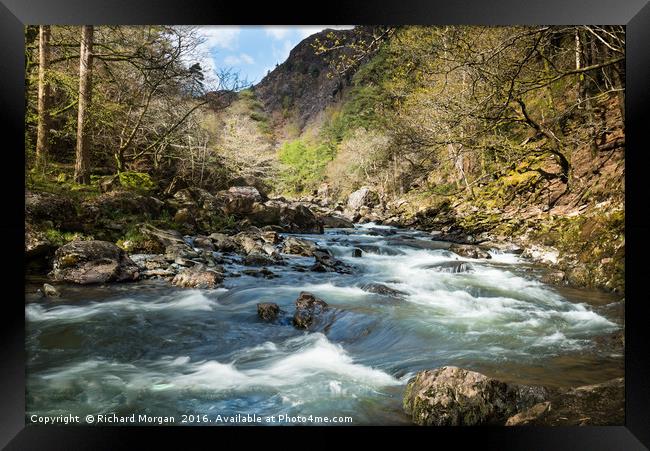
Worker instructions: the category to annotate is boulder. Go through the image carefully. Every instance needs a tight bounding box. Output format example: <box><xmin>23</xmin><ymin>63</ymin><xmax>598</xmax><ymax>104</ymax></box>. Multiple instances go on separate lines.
<box><xmin>311</xmin><ymin>249</ymin><xmax>352</xmax><ymax>274</ymax></box>
<box><xmin>164</xmin><ymin>243</ymin><xmax>199</xmax><ymax>262</ymax></box>
<box><xmin>140</xmin><ymin>224</ymin><xmax>187</xmax><ymax>248</ymax></box>
<box><xmin>257</xmin><ymin>302</ymin><xmax>280</xmax><ymax>321</ymax></box>
<box><xmin>208</xmin><ymin>233</ymin><xmax>238</xmax><ymax>252</ymax></box>
<box><xmin>293</xmin><ymin>292</ymin><xmax>329</xmax><ymax>329</ymax></box>
<box><xmin>228</xmin><ymin>176</ymin><xmax>270</xmax><ymax>200</ymax></box>
<box><xmin>52</xmin><ymin>240</ymin><xmax>140</xmax><ymax>284</ymax></box>
<box><xmin>247</xmin><ymin>202</ymin><xmax>282</xmax><ymax>226</ymax></box>
<box><xmin>171</xmin><ymin>265</ymin><xmax>223</xmax><ymax>288</ymax></box>
<box><xmin>403</xmin><ymin>366</ymin><xmax>548</xmax><ymax>426</ymax></box>
<box><xmin>228</xmin><ymin>185</ymin><xmax>263</xmax><ymax>202</ymax></box>
<box><xmin>351</xmin><ymin>248</ymin><xmax>363</xmax><ymax>258</ymax></box>
<box><xmin>170</xmin><ymin>187</ymin><xmax>219</xmax><ymax>211</ymax></box>
<box><xmin>243</xmin><ymin>253</ymin><xmax>279</xmax><ymax>266</ymax></box>
<box><xmin>82</xmin><ymin>191</ymin><xmax>164</xmax><ymax>219</ymax></box>
<box><xmin>360</xmin><ymin>283</ymin><xmax>406</xmax><ymax>298</ymax></box>
<box><xmin>43</xmin><ymin>283</ymin><xmax>61</xmax><ymax>298</ymax></box>
<box><xmin>25</xmin><ymin>223</ymin><xmax>54</xmax><ymax>258</ymax></box>
<box><xmin>320</xmin><ymin>215</ymin><xmax>355</xmax><ymax>229</ymax></box>
<box><xmin>347</xmin><ymin>187</ymin><xmax>379</xmax><ymax>211</ymax></box>
<box><xmin>449</xmin><ymin>243</ymin><xmax>492</xmax><ymax>259</ymax></box>
<box><xmin>25</xmin><ymin>191</ymin><xmax>76</xmax><ymax>228</ymax></box>
<box><xmin>281</xmin><ymin>204</ymin><xmax>323</xmax><ymax>234</ymax></box>
<box><xmin>281</xmin><ymin>237</ymin><xmax>317</xmax><ymax>256</ymax></box>
<box><xmin>192</xmin><ymin>236</ymin><xmax>215</xmax><ymax>251</ymax></box>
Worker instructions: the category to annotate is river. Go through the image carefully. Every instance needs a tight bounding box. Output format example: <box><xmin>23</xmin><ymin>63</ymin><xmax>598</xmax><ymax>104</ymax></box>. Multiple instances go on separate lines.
<box><xmin>25</xmin><ymin>223</ymin><xmax>624</xmax><ymax>425</ymax></box>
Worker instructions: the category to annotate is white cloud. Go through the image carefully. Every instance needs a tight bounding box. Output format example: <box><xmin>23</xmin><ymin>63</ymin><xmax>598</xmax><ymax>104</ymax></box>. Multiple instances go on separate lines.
<box><xmin>264</xmin><ymin>26</ymin><xmax>291</xmax><ymax>40</ymax></box>
<box><xmin>199</xmin><ymin>26</ymin><xmax>241</xmax><ymax>50</ymax></box>
<box><xmin>224</xmin><ymin>53</ymin><xmax>255</xmax><ymax>65</ymax></box>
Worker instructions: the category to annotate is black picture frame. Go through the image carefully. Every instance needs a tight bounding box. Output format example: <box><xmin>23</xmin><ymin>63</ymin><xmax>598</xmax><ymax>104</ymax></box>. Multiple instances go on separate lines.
<box><xmin>2</xmin><ymin>1</ymin><xmax>649</xmax><ymax>448</ymax></box>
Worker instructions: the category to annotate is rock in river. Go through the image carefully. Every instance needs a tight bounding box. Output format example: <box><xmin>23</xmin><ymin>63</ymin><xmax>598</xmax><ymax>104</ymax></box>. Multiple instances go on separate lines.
<box><xmin>360</xmin><ymin>283</ymin><xmax>406</xmax><ymax>298</ymax></box>
<box><xmin>293</xmin><ymin>292</ymin><xmax>329</xmax><ymax>329</ymax></box>
<box><xmin>171</xmin><ymin>265</ymin><xmax>223</xmax><ymax>288</ymax></box>
<box><xmin>281</xmin><ymin>237</ymin><xmax>317</xmax><ymax>256</ymax></box>
<box><xmin>403</xmin><ymin>366</ymin><xmax>548</xmax><ymax>426</ymax></box>
<box><xmin>51</xmin><ymin>240</ymin><xmax>140</xmax><ymax>284</ymax></box>
<box><xmin>448</xmin><ymin>243</ymin><xmax>492</xmax><ymax>259</ymax></box>
<box><xmin>257</xmin><ymin>302</ymin><xmax>280</xmax><ymax>321</ymax></box>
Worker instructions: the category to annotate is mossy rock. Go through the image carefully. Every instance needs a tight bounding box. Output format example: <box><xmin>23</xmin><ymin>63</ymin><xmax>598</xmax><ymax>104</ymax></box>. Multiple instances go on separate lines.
<box><xmin>118</xmin><ymin>171</ymin><xmax>156</xmax><ymax>192</ymax></box>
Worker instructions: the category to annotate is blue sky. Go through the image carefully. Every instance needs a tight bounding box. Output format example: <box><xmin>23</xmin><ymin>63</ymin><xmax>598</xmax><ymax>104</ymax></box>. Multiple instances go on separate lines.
<box><xmin>195</xmin><ymin>26</ymin><xmax>354</xmax><ymax>88</ymax></box>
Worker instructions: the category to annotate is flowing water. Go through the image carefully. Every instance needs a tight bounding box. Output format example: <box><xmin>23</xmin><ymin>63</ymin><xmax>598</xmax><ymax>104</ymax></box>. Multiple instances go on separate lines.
<box><xmin>25</xmin><ymin>224</ymin><xmax>624</xmax><ymax>425</ymax></box>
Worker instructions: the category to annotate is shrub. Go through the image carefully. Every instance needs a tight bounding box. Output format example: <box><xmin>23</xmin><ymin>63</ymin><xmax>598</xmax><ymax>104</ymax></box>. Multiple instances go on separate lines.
<box><xmin>278</xmin><ymin>139</ymin><xmax>335</xmax><ymax>194</ymax></box>
<box><xmin>118</xmin><ymin>171</ymin><xmax>155</xmax><ymax>192</ymax></box>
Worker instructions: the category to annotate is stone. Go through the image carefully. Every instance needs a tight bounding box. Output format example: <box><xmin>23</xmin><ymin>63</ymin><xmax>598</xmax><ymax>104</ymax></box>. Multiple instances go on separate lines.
<box><xmin>311</xmin><ymin>249</ymin><xmax>352</xmax><ymax>273</ymax></box>
<box><xmin>403</xmin><ymin>366</ymin><xmax>548</xmax><ymax>426</ymax></box>
<box><xmin>449</xmin><ymin>243</ymin><xmax>492</xmax><ymax>259</ymax></box>
<box><xmin>347</xmin><ymin>187</ymin><xmax>379</xmax><ymax>211</ymax></box>
<box><xmin>281</xmin><ymin>237</ymin><xmax>317</xmax><ymax>256</ymax></box>
<box><xmin>228</xmin><ymin>176</ymin><xmax>270</xmax><ymax>200</ymax></box>
<box><xmin>280</xmin><ymin>204</ymin><xmax>323</xmax><ymax>234</ymax></box>
<box><xmin>26</xmin><ymin>191</ymin><xmax>76</xmax><ymax>228</ymax></box>
<box><xmin>208</xmin><ymin>233</ymin><xmax>238</xmax><ymax>252</ymax></box>
<box><xmin>321</xmin><ymin>215</ymin><xmax>355</xmax><ymax>229</ymax></box>
<box><xmin>192</xmin><ymin>236</ymin><xmax>215</xmax><ymax>251</ymax></box>
<box><xmin>243</xmin><ymin>253</ymin><xmax>278</xmax><ymax>266</ymax></box>
<box><xmin>293</xmin><ymin>292</ymin><xmax>329</xmax><ymax>329</ymax></box>
<box><xmin>43</xmin><ymin>283</ymin><xmax>60</xmax><ymax>298</ymax></box>
<box><xmin>257</xmin><ymin>302</ymin><xmax>280</xmax><ymax>321</ymax></box>
<box><xmin>351</xmin><ymin>248</ymin><xmax>363</xmax><ymax>257</ymax></box>
<box><xmin>171</xmin><ymin>265</ymin><xmax>223</xmax><ymax>288</ymax></box>
<box><xmin>360</xmin><ymin>283</ymin><xmax>406</xmax><ymax>298</ymax></box>
<box><xmin>51</xmin><ymin>240</ymin><xmax>140</xmax><ymax>284</ymax></box>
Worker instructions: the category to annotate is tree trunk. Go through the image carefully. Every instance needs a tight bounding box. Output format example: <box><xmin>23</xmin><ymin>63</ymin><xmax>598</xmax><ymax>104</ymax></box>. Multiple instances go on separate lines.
<box><xmin>35</xmin><ymin>25</ymin><xmax>51</xmax><ymax>168</ymax></box>
<box><xmin>74</xmin><ymin>25</ymin><xmax>94</xmax><ymax>184</ymax></box>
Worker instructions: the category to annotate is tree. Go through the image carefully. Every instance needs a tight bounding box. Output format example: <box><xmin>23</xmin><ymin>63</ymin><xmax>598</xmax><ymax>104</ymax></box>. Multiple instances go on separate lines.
<box><xmin>74</xmin><ymin>25</ymin><xmax>94</xmax><ymax>184</ymax></box>
<box><xmin>35</xmin><ymin>25</ymin><xmax>51</xmax><ymax>168</ymax></box>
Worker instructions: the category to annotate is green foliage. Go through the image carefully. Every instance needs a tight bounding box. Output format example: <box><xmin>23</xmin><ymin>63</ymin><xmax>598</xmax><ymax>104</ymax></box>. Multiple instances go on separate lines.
<box><xmin>118</xmin><ymin>171</ymin><xmax>155</xmax><ymax>192</ymax></box>
<box><xmin>278</xmin><ymin>139</ymin><xmax>335</xmax><ymax>194</ymax></box>
<box><xmin>44</xmin><ymin>228</ymin><xmax>92</xmax><ymax>246</ymax></box>
<box><xmin>208</xmin><ymin>213</ymin><xmax>237</xmax><ymax>232</ymax></box>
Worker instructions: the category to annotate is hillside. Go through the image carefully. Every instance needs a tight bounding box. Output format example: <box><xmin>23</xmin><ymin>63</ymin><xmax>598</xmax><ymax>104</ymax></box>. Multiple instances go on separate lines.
<box><xmin>216</xmin><ymin>25</ymin><xmax>625</xmax><ymax>292</ymax></box>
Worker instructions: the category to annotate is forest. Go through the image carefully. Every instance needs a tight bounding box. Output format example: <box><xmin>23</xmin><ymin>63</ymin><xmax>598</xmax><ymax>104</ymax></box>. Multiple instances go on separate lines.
<box><xmin>25</xmin><ymin>25</ymin><xmax>625</xmax><ymax>427</ymax></box>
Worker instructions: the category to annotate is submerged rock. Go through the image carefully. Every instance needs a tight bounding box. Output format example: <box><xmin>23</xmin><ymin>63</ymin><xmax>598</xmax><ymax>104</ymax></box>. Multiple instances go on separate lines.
<box><xmin>351</xmin><ymin>248</ymin><xmax>363</xmax><ymax>257</ymax></box>
<box><xmin>51</xmin><ymin>240</ymin><xmax>140</xmax><ymax>284</ymax></box>
<box><xmin>171</xmin><ymin>265</ymin><xmax>223</xmax><ymax>288</ymax></box>
<box><xmin>293</xmin><ymin>291</ymin><xmax>329</xmax><ymax>329</ymax></box>
<box><xmin>360</xmin><ymin>283</ymin><xmax>406</xmax><ymax>298</ymax></box>
<box><xmin>257</xmin><ymin>302</ymin><xmax>280</xmax><ymax>321</ymax></box>
<box><xmin>403</xmin><ymin>366</ymin><xmax>548</xmax><ymax>426</ymax></box>
<box><xmin>425</xmin><ymin>261</ymin><xmax>475</xmax><ymax>273</ymax></box>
